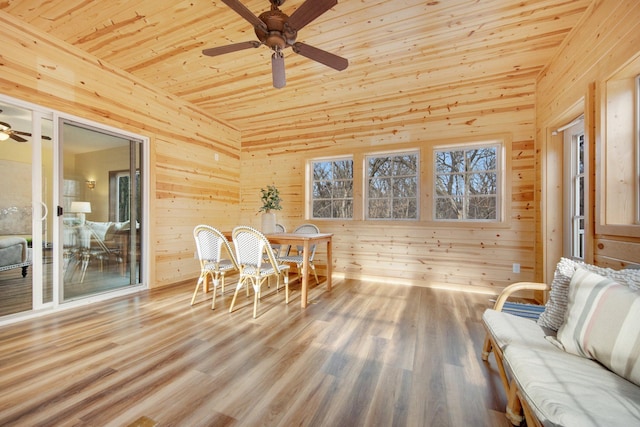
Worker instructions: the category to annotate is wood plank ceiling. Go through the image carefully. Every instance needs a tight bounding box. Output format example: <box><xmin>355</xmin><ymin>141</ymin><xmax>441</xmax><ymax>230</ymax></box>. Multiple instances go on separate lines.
<box><xmin>1</xmin><ymin>0</ymin><xmax>591</xmax><ymax>133</ymax></box>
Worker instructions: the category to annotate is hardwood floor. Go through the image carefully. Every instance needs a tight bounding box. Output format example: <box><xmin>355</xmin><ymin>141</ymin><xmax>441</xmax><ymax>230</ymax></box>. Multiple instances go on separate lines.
<box><xmin>0</xmin><ymin>277</ymin><xmax>511</xmax><ymax>426</ymax></box>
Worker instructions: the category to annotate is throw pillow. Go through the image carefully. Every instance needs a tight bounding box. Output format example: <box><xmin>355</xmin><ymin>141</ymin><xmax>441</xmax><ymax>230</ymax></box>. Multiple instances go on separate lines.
<box><xmin>537</xmin><ymin>257</ymin><xmax>640</xmax><ymax>331</ymax></box>
<box><xmin>557</xmin><ymin>268</ymin><xmax>640</xmax><ymax>386</ymax></box>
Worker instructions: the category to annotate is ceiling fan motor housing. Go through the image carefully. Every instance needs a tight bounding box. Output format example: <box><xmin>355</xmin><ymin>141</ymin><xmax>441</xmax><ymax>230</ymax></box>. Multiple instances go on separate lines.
<box><xmin>256</xmin><ymin>8</ymin><xmax>296</xmax><ymax>50</ymax></box>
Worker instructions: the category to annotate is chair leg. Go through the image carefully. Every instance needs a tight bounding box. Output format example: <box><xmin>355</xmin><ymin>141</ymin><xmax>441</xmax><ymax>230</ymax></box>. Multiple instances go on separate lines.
<box><xmin>310</xmin><ymin>263</ymin><xmax>319</xmax><ymax>285</ymax></box>
<box><xmin>211</xmin><ymin>276</ymin><xmax>220</xmax><ymax>310</ymax></box>
<box><xmin>284</xmin><ymin>271</ymin><xmax>290</xmax><ymax>304</ymax></box>
<box><xmin>253</xmin><ymin>289</ymin><xmax>259</xmax><ymax>318</ymax></box>
<box><xmin>481</xmin><ymin>334</ymin><xmax>493</xmax><ymax>361</ymax></box>
<box><xmin>229</xmin><ymin>277</ymin><xmax>245</xmax><ymax>313</ymax></box>
<box><xmin>506</xmin><ymin>379</ymin><xmax>524</xmax><ymax>425</ymax></box>
<box><xmin>191</xmin><ymin>274</ymin><xmax>205</xmax><ymax>305</ymax></box>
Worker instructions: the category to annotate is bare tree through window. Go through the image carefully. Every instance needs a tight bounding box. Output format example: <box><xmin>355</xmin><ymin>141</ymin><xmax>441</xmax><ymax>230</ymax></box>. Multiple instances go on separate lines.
<box><xmin>434</xmin><ymin>144</ymin><xmax>499</xmax><ymax>220</ymax></box>
<box><xmin>367</xmin><ymin>152</ymin><xmax>418</xmax><ymax>219</ymax></box>
<box><xmin>311</xmin><ymin>158</ymin><xmax>353</xmax><ymax>219</ymax></box>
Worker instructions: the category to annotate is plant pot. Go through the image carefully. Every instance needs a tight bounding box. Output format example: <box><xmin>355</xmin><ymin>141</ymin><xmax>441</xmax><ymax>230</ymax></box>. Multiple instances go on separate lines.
<box><xmin>261</xmin><ymin>212</ymin><xmax>276</xmax><ymax>234</ymax></box>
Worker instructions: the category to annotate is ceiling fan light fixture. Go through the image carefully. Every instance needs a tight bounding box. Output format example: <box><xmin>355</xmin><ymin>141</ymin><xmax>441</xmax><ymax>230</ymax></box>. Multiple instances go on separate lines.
<box><xmin>0</xmin><ymin>132</ymin><xmax>9</xmax><ymax>141</ymax></box>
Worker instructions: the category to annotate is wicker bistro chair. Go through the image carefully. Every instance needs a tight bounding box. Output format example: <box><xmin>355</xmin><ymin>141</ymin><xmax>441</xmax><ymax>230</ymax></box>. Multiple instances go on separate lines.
<box><xmin>278</xmin><ymin>223</ymin><xmax>320</xmax><ymax>285</ymax></box>
<box><xmin>230</xmin><ymin>226</ymin><xmax>290</xmax><ymax>318</ymax></box>
<box><xmin>192</xmin><ymin>225</ymin><xmax>239</xmax><ymax>309</ymax></box>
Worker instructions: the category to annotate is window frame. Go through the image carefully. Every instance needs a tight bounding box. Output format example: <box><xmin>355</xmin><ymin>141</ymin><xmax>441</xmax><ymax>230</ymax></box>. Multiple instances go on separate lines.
<box><xmin>365</xmin><ymin>150</ymin><xmax>419</xmax><ymax>221</ymax></box>
<box><xmin>432</xmin><ymin>140</ymin><xmax>504</xmax><ymax>223</ymax></box>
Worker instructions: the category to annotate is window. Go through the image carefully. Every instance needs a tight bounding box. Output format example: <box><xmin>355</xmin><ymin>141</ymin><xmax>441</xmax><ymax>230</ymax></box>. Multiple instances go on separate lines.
<box><xmin>434</xmin><ymin>143</ymin><xmax>500</xmax><ymax>221</ymax></box>
<box><xmin>311</xmin><ymin>158</ymin><xmax>353</xmax><ymax>219</ymax></box>
<box><xmin>109</xmin><ymin>169</ymin><xmax>141</xmax><ymax>223</ymax></box>
<box><xmin>366</xmin><ymin>152</ymin><xmax>418</xmax><ymax>220</ymax></box>
<box><xmin>563</xmin><ymin>119</ymin><xmax>585</xmax><ymax>260</ymax></box>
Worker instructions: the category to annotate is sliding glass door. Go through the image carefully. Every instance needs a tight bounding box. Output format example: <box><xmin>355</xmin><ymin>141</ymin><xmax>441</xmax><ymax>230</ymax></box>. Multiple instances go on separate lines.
<box><xmin>0</xmin><ymin>96</ymin><xmax>146</xmax><ymax>321</ymax></box>
<box><xmin>61</xmin><ymin>119</ymin><xmax>143</xmax><ymax>301</ymax></box>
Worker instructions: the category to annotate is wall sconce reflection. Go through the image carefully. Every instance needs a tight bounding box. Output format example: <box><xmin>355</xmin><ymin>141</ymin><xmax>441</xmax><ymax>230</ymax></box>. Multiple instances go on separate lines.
<box><xmin>86</xmin><ymin>180</ymin><xmax>96</xmax><ymax>190</ymax></box>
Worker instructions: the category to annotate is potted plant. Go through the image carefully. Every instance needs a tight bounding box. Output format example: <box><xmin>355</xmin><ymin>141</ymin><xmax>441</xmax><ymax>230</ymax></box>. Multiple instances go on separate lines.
<box><xmin>258</xmin><ymin>185</ymin><xmax>282</xmax><ymax>233</ymax></box>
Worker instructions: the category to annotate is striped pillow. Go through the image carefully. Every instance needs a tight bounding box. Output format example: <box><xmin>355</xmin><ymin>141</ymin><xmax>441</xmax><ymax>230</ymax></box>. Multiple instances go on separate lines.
<box><xmin>557</xmin><ymin>268</ymin><xmax>640</xmax><ymax>386</ymax></box>
<box><xmin>537</xmin><ymin>257</ymin><xmax>640</xmax><ymax>331</ymax></box>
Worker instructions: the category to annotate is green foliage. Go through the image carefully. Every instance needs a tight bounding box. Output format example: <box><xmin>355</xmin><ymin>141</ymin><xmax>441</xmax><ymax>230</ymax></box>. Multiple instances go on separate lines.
<box><xmin>258</xmin><ymin>185</ymin><xmax>282</xmax><ymax>213</ymax></box>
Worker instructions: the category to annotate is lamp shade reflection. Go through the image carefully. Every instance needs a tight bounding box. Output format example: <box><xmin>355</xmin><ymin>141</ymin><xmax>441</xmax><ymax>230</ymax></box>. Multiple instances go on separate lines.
<box><xmin>69</xmin><ymin>201</ymin><xmax>91</xmax><ymax>224</ymax></box>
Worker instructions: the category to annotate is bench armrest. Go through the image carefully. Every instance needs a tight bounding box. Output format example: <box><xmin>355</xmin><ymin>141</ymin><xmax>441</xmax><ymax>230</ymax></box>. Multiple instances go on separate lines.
<box><xmin>492</xmin><ymin>282</ymin><xmax>550</xmax><ymax>311</ymax></box>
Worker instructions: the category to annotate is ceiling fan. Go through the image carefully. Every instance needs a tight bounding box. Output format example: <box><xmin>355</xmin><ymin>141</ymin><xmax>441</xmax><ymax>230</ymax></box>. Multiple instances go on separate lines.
<box><xmin>203</xmin><ymin>0</ymin><xmax>348</xmax><ymax>88</ymax></box>
<box><xmin>0</xmin><ymin>120</ymin><xmax>52</xmax><ymax>143</ymax></box>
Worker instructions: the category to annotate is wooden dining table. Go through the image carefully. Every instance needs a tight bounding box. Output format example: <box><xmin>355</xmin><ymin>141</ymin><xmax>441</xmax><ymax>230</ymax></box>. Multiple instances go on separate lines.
<box><xmin>223</xmin><ymin>231</ymin><xmax>333</xmax><ymax>308</ymax></box>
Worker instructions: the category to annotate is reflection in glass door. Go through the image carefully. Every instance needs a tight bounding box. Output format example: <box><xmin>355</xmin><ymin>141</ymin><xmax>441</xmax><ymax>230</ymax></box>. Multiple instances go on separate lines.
<box><xmin>61</xmin><ymin>119</ymin><xmax>142</xmax><ymax>301</ymax></box>
<box><xmin>0</xmin><ymin>101</ymin><xmax>53</xmax><ymax>316</ymax></box>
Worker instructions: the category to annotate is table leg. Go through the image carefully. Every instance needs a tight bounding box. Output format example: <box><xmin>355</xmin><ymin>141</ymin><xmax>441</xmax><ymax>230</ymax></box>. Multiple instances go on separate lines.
<box><xmin>301</xmin><ymin>240</ymin><xmax>310</xmax><ymax>308</ymax></box>
<box><xmin>326</xmin><ymin>239</ymin><xmax>332</xmax><ymax>291</ymax></box>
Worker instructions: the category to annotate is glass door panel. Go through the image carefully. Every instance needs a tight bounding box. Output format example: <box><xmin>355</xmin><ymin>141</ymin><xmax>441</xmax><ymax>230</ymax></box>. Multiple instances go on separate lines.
<box><xmin>0</xmin><ymin>102</ymin><xmax>36</xmax><ymax>316</ymax></box>
<box><xmin>61</xmin><ymin>119</ymin><xmax>142</xmax><ymax>301</ymax></box>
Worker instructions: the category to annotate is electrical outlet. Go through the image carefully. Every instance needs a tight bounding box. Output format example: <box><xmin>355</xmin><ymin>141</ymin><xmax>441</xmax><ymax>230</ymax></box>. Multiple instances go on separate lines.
<box><xmin>513</xmin><ymin>263</ymin><xmax>520</xmax><ymax>273</ymax></box>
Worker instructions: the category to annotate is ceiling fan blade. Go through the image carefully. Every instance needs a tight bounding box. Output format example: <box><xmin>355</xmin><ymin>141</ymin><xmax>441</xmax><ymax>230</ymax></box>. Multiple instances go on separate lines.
<box><xmin>13</xmin><ymin>130</ymin><xmax>52</xmax><ymax>140</ymax></box>
<box><xmin>271</xmin><ymin>52</ymin><xmax>286</xmax><ymax>89</ymax></box>
<box><xmin>220</xmin><ymin>0</ymin><xmax>267</xmax><ymax>32</ymax></box>
<box><xmin>292</xmin><ymin>42</ymin><xmax>348</xmax><ymax>71</ymax></box>
<box><xmin>9</xmin><ymin>133</ymin><xmax>27</xmax><ymax>143</ymax></box>
<box><xmin>202</xmin><ymin>41</ymin><xmax>261</xmax><ymax>57</ymax></box>
<box><xmin>287</xmin><ymin>0</ymin><xmax>337</xmax><ymax>32</ymax></box>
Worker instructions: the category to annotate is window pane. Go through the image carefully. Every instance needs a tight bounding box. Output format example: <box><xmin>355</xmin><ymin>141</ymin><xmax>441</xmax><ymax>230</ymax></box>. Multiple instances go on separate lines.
<box><xmin>369</xmin><ymin>157</ymin><xmax>392</xmax><ymax>177</ymax></box>
<box><xmin>467</xmin><ymin>196</ymin><xmax>496</xmax><ymax>219</ymax></box>
<box><xmin>332</xmin><ymin>180</ymin><xmax>353</xmax><ymax>198</ymax></box>
<box><xmin>435</xmin><ymin>197</ymin><xmax>463</xmax><ymax>219</ymax></box>
<box><xmin>313</xmin><ymin>200</ymin><xmax>332</xmax><ymax>218</ymax></box>
<box><xmin>332</xmin><ymin>200</ymin><xmax>353</xmax><ymax>218</ymax></box>
<box><xmin>393</xmin><ymin>155</ymin><xmax>417</xmax><ymax>175</ymax></box>
<box><xmin>436</xmin><ymin>150</ymin><xmax>465</xmax><ymax>173</ymax></box>
<box><xmin>467</xmin><ymin>148</ymin><xmax>497</xmax><ymax>172</ymax></box>
<box><xmin>468</xmin><ymin>172</ymin><xmax>497</xmax><ymax>195</ymax></box>
<box><xmin>313</xmin><ymin>181</ymin><xmax>331</xmax><ymax>198</ymax></box>
<box><xmin>393</xmin><ymin>198</ymin><xmax>417</xmax><ymax>219</ymax></box>
<box><xmin>369</xmin><ymin>178</ymin><xmax>391</xmax><ymax>198</ymax></box>
<box><xmin>436</xmin><ymin>174</ymin><xmax>464</xmax><ymax>196</ymax></box>
<box><xmin>334</xmin><ymin>160</ymin><xmax>353</xmax><ymax>179</ymax></box>
<box><xmin>393</xmin><ymin>177</ymin><xmax>417</xmax><ymax>197</ymax></box>
<box><xmin>313</xmin><ymin>162</ymin><xmax>332</xmax><ymax>180</ymax></box>
<box><xmin>368</xmin><ymin>199</ymin><xmax>391</xmax><ymax>218</ymax></box>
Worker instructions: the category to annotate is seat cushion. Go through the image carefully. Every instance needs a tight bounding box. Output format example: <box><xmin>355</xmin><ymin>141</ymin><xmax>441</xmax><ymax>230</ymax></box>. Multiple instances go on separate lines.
<box><xmin>503</xmin><ymin>344</ymin><xmax>640</xmax><ymax>427</ymax></box>
<box><xmin>483</xmin><ymin>309</ymin><xmax>554</xmax><ymax>352</ymax></box>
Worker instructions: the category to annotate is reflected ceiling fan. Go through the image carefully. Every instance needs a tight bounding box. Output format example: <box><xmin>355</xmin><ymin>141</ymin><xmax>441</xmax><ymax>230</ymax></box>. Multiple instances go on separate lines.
<box><xmin>203</xmin><ymin>0</ymin><xmax>348</xmax><ymax>88</ymax></box>
<box><xmin>0</xmin><ymin>118</ymin><xmax>52</xmax><ymax>143</ymax></box>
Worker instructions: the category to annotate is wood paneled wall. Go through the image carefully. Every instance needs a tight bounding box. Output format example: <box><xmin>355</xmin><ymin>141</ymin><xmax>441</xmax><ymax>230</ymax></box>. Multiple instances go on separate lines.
<box><xmin>0</xmin><ymin>13</ymin><xmax>241</xmax><ymax>288</ymax></box>
<box><xmin>240</xmin><ymin>76</ymin><xmax>538</xmax><ymax>293</ymax></box>
<box><xmin>536</xmin><ymin>0</ymin><xmax>640</xmax><ymax>282</ymax></box>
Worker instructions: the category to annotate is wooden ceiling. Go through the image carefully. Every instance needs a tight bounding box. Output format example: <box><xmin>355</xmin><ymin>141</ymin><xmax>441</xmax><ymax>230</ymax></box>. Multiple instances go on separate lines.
<box><xmin>1</xmin><ymin>0</ymin><xmax>591</xmax><ymax>132</ymax></box>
